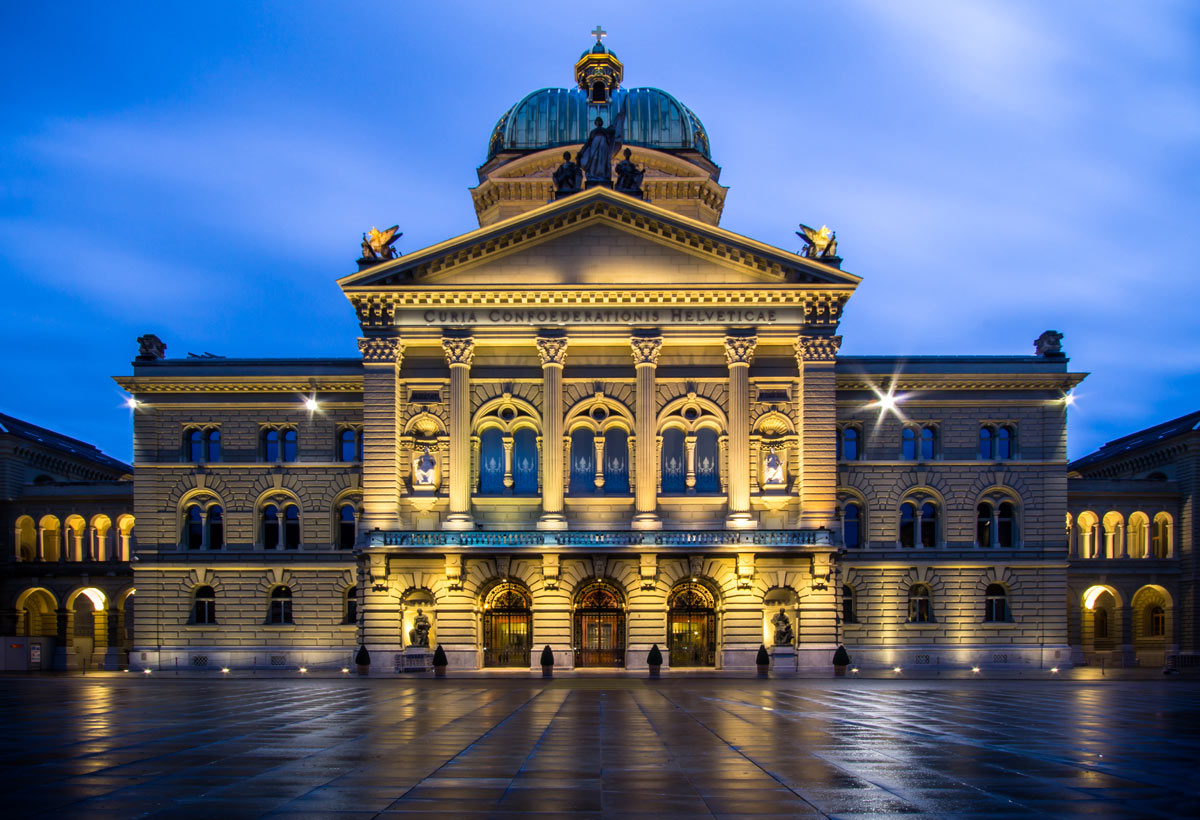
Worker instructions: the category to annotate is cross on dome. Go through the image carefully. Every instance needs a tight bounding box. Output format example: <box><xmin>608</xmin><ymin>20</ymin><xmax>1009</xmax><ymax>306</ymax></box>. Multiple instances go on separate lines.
<box><xmin>591</xmin><ymin>25</ymin><xmax>606</xmax><ymax>44</ymax></box>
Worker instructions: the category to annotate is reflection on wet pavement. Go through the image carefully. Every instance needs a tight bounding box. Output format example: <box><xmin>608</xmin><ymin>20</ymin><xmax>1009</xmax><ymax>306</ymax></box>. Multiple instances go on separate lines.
<box><xmin>0</xmin><ymin>677</ymin><xmax>1196</xmax><ymax>818</ymax></box>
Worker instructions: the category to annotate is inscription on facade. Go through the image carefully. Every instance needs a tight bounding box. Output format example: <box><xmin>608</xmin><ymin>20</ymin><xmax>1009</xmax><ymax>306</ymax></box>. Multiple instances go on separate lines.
<box><xmin>410</xmin><ymin>307</ymin><xmax>793</xmax><ymax>326</ymax></box>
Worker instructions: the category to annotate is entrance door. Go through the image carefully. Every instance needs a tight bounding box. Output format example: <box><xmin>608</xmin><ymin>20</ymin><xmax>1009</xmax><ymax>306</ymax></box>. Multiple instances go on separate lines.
<box><xmin>483</xmin><ymin>584</ymin><xmax>531</xmax><ymax>668</ymax></box>
<box><xmin>573</xmin><ymin>581</ymin><xmax>625</xmax><ymax>667</ymax></box>
<box><xmin>668</xmin><ymin>582</ymin><xmax>717</xmax><ymax>667</ymax></box>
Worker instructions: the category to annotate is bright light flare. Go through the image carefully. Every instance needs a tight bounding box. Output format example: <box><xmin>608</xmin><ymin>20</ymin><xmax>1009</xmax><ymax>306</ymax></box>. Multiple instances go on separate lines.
<box><xmin>892</xmin><ymin>666</ymin><xmax>902</xmax><ymax>673</ymax></box>
<box><xmin>80</xmin><ymin>587</ymin><xmax>106</xmax><ymax>609</ymax></box>
<box><xmin>125</xmin><ymin>396</ymin><xmax>140</xmax><ymax>409</ymax></box>
<box><xmin>304</xmin><ymin>396</ymin><xmax>320</xmax><ymax>412</ymax></box>
<box><xmin>1083</xmin><ymin>586</ymin><xmax>1106</xmax><ymax>611</ymax></box>
<box><xmin>143</xmin><ymin>669</ymin><xmax>152</xmax><ymax>674</ymax></box>
<box><xmin>1062</xmin><ymin>392</ymin><xmax>1076</xmax><ymax>407</ymax></box>
<box><xmin>1050</xmin><ymin>667</ymin><xmax>1060</xmax><ymax>674</ymax></box>
<box><xmin>341</xmin><ymin>667</ymin><xmax>349</xmax><ymax>674</ymax></box>
<box><xmin>971</xmin><ymin>667</ymin><xmax>981</xmax><ymax>674</ymax></box>
<box><xmin>299</xmin><ymin>667</ymin><xmax>308</xmax><ymax>674</ymax></box>
<box><xmin>221</xmin><ymin>668</ymin><xmax>230</xmax><ymax>674</ymax></box>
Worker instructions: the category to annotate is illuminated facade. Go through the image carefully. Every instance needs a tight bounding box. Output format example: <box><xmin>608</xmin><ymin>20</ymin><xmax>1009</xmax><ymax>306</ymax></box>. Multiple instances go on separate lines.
<box><xmin>114</xmin><ymin>42</ymin><xmax>1111</xmax><ymax>673</ymax></box>
<box><xmin>1</xmin><ymin>412</ymin><xmax>134</xmax><ymax>670</ymax></box>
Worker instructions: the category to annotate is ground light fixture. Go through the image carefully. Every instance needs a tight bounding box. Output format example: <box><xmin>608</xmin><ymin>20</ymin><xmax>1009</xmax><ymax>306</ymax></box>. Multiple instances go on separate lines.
<box><xmin>1051</xmin><ymin>667</ymin><xmax>1060</xmax><ymax>673</ymax></box>
<box><xmin>221</xmin><ymin>668</ymin><xmax>230</xmax><ymax>674</ymax></box>
<box><xmin>972</xmin><ymin>667</ymin><xmax>981</xmax><ymax>673</ymax></box>
<box><xmin>143</xmin><ymin>669</ymin><xmax>151</xmax><ymax>674</ymax></box>
<box><xmin>342</xmin><ymin>667</ymin><xmax>350</xmax><ymax>674</ymax></box>
<box><xmin>893</xmin><ymin>666</ymin><xmax>902</xmax><ymax>673</ymax></box>
<box><xmin>299</xmin><ymin>667</ymin><xmax>308</xmax><ymax>674</ymax></box>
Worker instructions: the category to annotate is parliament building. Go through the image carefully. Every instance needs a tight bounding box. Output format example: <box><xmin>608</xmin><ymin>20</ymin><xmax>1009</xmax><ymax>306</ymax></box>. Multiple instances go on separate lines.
<box><xmin>89</xmin><ymin>39</ymin><xmax>1193</xmax><ymax>674</ymax></box>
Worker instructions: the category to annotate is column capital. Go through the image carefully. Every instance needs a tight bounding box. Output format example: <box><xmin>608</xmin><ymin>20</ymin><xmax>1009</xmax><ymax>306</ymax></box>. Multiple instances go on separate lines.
<box><xmin>357</xmin><ymin>336</ymin><xmax>403</xmax><ymax>365</ymax></box>
<box><xmin>535</xmin><ymin>336</ymin><xmax>568</xmax><ymax>366</ymax></box>
<box><xmin>441</xmin><ymin>336</ymin><xmax>475</xmax><ymax>367</ymax></box>
<box><xmin>724</xmin><ymin>335</ymin><xmax>758</xmax><ymax>366</ymax></box>
<box><xmin>630</xmin><ymin>335</ymin><xmax>663</xmax><ymax>366</ymax></box>
<box><xmin>795</xmin><ymin>334</ymin><xmax>842</xmax><ymax>364</ymax></box>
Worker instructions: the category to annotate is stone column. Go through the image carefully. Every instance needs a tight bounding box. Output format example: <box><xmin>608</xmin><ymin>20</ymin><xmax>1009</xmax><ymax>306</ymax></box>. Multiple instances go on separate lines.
<box><xmin>795</xmin><ymin>335</ymin><xmax>842</xmax><ymax>531</ymax></box>
<box><xmin>724</xmin><ymin>334</ymin><xmax>758</xmax><ymax>528</ymax></box>
<box><xmin>536</xmin><ymin>335</ymin><xmax>568</xmax><ymax>529</ymax></box>
<box><xmin>358</xmin><ymin>336</ymin><xmax>404</xmax><ymax>533</ymax></box>
<box><xmin>442</xmin><ymin>336</ymin><xmax>476</xmax><ymax>530</ymax></box>
<box><xmin>631</xmin><ymin>335</ymin><xmax>662</xmax><ymax>530</ymax></box>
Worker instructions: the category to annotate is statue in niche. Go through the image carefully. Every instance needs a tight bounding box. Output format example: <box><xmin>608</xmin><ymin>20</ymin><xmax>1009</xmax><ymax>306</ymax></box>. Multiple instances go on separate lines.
<box><xmin>409</xmin><ymin>608</ymin><xmax>431</xmax><ymax>647</ymax></box>
<box><xmin>414</xmin><ymin>449</ymin><xmax>436</xmax><ymax>486</ymax></box>
<box><xmin>552</xmin><ymin>150</ymin><xmax>583</xmax><ymax>195</ymax></box>
<box><xmin>772</xmin><ymin>607</ymin><xmax>794</xmax><ymax>646</ymax></box>
<box><xmin>578</xmin><ymin>108</ymin><xmax>626</xmax><ymax>182</ymax></box>
<box><xmin>614</xmin><ymin>148</ymin><xmax>645</xmax><ymax>196</ymax></box>
<box><xmin>763</xmin><ymin>452</ymin><xmax>784</xmax><ymax>485</ymax></box>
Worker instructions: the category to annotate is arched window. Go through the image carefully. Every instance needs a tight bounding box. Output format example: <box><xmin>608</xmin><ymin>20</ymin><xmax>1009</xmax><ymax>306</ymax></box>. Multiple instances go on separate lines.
<box><xmin>186</xmin><ymin>429</ymin><xmax>204</xmax><ymax>462</ymax></box>
<box><xmin>908</xmin><ymin>584</ymin><xmax>933</xmax><ymax>623</ymax></box>
<box><xmin>838</xmin><ymin>426</ymin><xmax>859</xmax><ymax>461</ymax></box>
<box><xmin>1152</xmin><ymin>515</ymin><xmax>1170</xmax><ymax>558</ymax></box>
<box><xmin>920</xmin><ymin>502</ymin><xmax>938</xmax><ymax>547</ymax></box>
<box><xmin>899</xmin><ymin>502</ymin><xmax>916</xmax><ymax>548</ymax></box>
<box><xmin>344</xmin><ymin>586</ymin><xmax>358</xmax><ymax>625</ymax></box>
<box><xmin>478</xmin><ymin>428</ymin><xmax>504</xmax><ymax>494</ymax></box>
<box><xmin>603</xmin><ymin>428</ymin><xmax>629</xmax><ymax>493</ymax></box>
<box><xmin>337</xmin><ymin>504</ymin><xmax>356</xmax><ymax>550</ymax></box>
<box><xmin>207</xmin><ymin>506</ymin><xmax>224</xmax><ymax>549</ymax></box>
<box><xmin>1149</xmin><ymin>606</ymin><xmax>1165</xmax><ymax>637</ymax></box>
<box><xmin>282</xmin><ymin>429</ymin><xmax>297</xmax><ymax>462</ymax></box>
<box><xmin>661</xmin><ymin>428</ymin><xmax>686</xmax><ymax>493</ymax></box>
<box><xmin>984</xmin><ymin>583</ymin><xmax>1008</xmax><ymax>622</ymax></box>
<box><xmin>262</xmin><ymin>505</ymin><xmax>280</xmax><ymax>549</ymax></box>
<box><xmin>263</xmin><ymin>428</ymin><xmax>279</xmax><ymax>461</ymax></box>
<box><xmin>901</xmin><ymin>427</ymin><xmax>917</xmax><ymax>460</ymax></box>
<box><xmin>184</xmin><ymin>505</ymin><xmax>204</xmax><ymax>549</ymax></box>
<box><xmin>205</xmin><ymin>429</ymin><xmax>221</xmax><ymax>462</ymax></box>
<box><xmin>569</xmin><ymin>428</ymin><xmax>595</xmax><ymax>494</ymax></box>
<box><xmin>512</xmin><ymin>428</ymin><xmax>538</xmax><ymax>494</ymax></box>
<box><xmin>997</xmin><ymin>502</ymin><xmax>1016</xmax><ymax>548</ymax></box>
<box><xmin>843</xmin><ymin>502</ymin><xmax>861</xmax><ymax>549</ymax></box>
<box><xmin>977</xmin><ymin>503</ymin><xmax>993</xmax><ymax>547</ymax></box>
<box><xmin>694</xmin><ymin>428</ymin><xmax>720</xmax><ymax>492</ymax></box>
<box><xmin>283</xmin><ymin>505</ymin><xmax>300</xmax><ymax>549</ymax></box>
<box><xmin>920</xmin><ymin>426</ymin><xmax>937</xmax><ymax>460</ymax></box>
<box><xmin>268</xmin><ymin>587</ymin><xmax>293</xmax><ymax>624</ymax></box>
<box><xmin>978</xmin><ymin>426</ymin><xmax>994</xmax><ymax>460</ymax></box>
<box><xmin>996</xmin><ymin>426</ymin><xmax>1014</xmax><ymax>459</ymax></box>
<box><xmin>842</xmin><ymin>584</ymin><xmax>857</xmax><ymax>623</ymax></box>
<box><xmin>192</xmin><ymin>586</ymin><xmax>216</xmax><ymax>625</ymax></box>
<box><xmin>338</xmin><ymin>428</ymin><xmax>362</xmax><ymax>462</ymax></box>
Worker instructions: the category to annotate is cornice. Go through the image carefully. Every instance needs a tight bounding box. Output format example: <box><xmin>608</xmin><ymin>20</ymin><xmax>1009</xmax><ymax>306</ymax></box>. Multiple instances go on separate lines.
<box><xmin>836</xmin><ymin>373</ymin><xmax>1087</xmax><ymax>392</ymax></box>
<box><xmin>115</xmin><ymin>376</ymin><xmax>363</xmax><ymax>394</ymax></box>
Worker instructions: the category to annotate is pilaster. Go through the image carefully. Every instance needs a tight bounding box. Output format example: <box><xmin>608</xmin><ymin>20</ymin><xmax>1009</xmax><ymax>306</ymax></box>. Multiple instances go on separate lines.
<box><xmin>442</xmin><ymin>336</ymin><xmax>476</xmax><ymax>530</ymax></box>
<box><xmin>796</xmin><ymin>335</ymin><xmax>841</xmax><ymax>531</ymax></box>
<box><xmin>725</xmin><ymin>334</ymin><xmax>757</xmax><ymax>528</ymax></box>
<box><xmin>536</xmin><ymin>335</ymin><xmax>568</xmax><ymax>530</ymax></box>
<box><xmin>631</xmin><ymin>335</ymin><xmax>662</xmax><ymax>529</ymax></box>
<box><xmin>358</xmin><ymin>336</ymin><xmax>404</xmax><ymax>532</ymax></box>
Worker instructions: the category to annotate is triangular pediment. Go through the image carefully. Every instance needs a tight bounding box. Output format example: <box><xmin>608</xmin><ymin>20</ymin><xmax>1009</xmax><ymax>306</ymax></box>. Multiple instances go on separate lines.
<box><xmin>339</xmin><ymin>187</ymin><xmax>860</xmax><ymax>292</ymax></box>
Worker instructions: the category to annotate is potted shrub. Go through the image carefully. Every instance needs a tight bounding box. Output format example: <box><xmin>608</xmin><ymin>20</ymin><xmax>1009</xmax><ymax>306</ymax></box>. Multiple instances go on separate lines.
<box><xmin>756</xmin><ymin>644</ymin><xmax>770</xmax><ymax>678</ymax></box>
<box><xmin>540</xmin><ymin>645</ymin><xmax>554</xmax><ymax>678</ymax></box>
<box><xmin>432</xmin><ymin>644</ymin><xmax>448</xmax><ymax>678</ymax></box>
<box><xmin>355</xmin><ymin>645</ymin><xmax>370</xmax><ymax>676</ymax></box>
<box><xmin>832</xmin><ymin>645</ymin><xmax>851</xmax><ymax>677</ymax></box>
<box><xmin>647</xmin><ymin>644</ymin><xmax>663</xmax><ymax>679</ymax></box>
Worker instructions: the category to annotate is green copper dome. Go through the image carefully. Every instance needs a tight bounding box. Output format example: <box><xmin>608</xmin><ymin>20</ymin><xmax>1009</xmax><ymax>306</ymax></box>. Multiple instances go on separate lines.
<box><xmin>487</xmin><ymin>86</ymin><xmax>711</xmax><ymax>161</ymax></box>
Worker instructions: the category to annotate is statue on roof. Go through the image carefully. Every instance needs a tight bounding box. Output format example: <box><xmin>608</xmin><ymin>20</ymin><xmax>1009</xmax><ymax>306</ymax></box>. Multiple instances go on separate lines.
<box><xmin>553</xmin><ymin>150</ymin><xmax>583</xmax><ymax>197</ymax></box>
<box><xmin>1035</xmin><ymin>330</ymin><xmax>1065</xmax><ymax>358</ymax></box>
<box><xmin>614</xmin><ymin>148</ymin><xmax>645</xmax><ymax>197</ymax></box>
<box><xmin>359</xmin><ymin>225</ymin><xmax>402</xmax><ymax>262</ymax></box>
<box><xmin>579</xmin><ymin>107</ymin><xmax>626</xmax><ymax>183</ymax></box>
<box><xmin>797</xmin><ymin>223</ymin><xmax>838</xmax><ymax>260</ymax></box>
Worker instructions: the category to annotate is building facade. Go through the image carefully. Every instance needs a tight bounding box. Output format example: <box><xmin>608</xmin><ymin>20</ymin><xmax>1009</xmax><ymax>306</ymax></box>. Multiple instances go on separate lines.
<box><xmin>115</xmin><ymin>42</ymin><xmax>1098</xmax><ymax>673</ymax></box>
<box><xmin>1</xmin><ymin>412</ymin><xmax>134</xmax><ymax>670</ymax></box>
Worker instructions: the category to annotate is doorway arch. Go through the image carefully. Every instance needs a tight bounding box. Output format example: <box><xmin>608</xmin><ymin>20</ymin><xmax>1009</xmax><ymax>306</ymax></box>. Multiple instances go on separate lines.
<box><xmin>573</xmin><ymin>580</ymin><xmax>625</xmax><ymax>668</ymax></box>
<box><xmin>482</xmin><ymin>583</ymin><xmax>531</xmax><ymax>668</ymax></box>
<box><xmin>668</xmin><ymin>581</ymin><xmax>717</xmax><ymax>667</ymax></box>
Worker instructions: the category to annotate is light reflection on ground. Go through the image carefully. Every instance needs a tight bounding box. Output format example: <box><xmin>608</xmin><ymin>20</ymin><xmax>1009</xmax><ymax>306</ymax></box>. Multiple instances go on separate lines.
<box><xmin>0</xmin><ymin>677</ymin><xmax>1196</xmax><ymax>818</ymax></box>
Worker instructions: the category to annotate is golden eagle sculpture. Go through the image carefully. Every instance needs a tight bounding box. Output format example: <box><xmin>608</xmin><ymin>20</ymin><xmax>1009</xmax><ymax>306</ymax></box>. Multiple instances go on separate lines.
<box><xmin>796</xmin><ymin>223</ymin><xmax>838</xmax><ymax>260</ymax></box>
<box><xmin>360</xmin><ymin>225</ymin><xmax>402</xmax><ymax>262</ymax></box>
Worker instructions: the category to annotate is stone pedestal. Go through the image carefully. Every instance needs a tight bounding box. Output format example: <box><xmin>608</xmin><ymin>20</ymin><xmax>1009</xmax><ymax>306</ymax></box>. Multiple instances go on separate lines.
<box><xmin>769</xmin><ymin>645</ymin><xmax>796</xmax><ymax>673</ymax></box>
<box><xmin>397</xmin><ymin>646</ymin><xmax>432</xmax><ymax>673</ymax></box>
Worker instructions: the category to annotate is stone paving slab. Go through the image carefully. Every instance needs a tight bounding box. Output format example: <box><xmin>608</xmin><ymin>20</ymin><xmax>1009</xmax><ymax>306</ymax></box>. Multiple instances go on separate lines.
<box><xmin>0</xmin><ymin>677</ymin><xmax>1196</xmax><ymax>818</ymax></box>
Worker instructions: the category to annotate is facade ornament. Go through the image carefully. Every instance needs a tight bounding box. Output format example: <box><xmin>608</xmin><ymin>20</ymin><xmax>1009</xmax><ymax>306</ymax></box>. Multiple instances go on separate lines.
<box><xmin>441</xmin><ymin>337</ymin><xmax>475</xmax><ymax>367</ymax></box>
<box><xmin>795</xmin><ymin>334</ymin><xmax>842</xmax><ymax>363</ymax></box>
<box><xmin>724</xmin><ymin>335</ymin><xmax>758</xmax><ymax>366</ymax></box>
<box><xmin>413</xmin><ymin>449</ymin><xmax>437</xmax><ymax>487</ymax></box>
<box><xmin>542</xmin><ymin>553</ymin><xmax>560</xmax><ymax>590</ymax></box>
<box><xmin>359</xmin><ymin>225</ymin><xmax>402</xmax><ymax>263</ymax></box>
<box><xmin>630</xmin><ymin>335</ymin><xmax>663</xmax><ymax>366</ymax></box>
<box><xmin>771</xmin><ymin>607</ymin><xmax>794</xmax><ymax>646</ymax></box>
<box><xmin>357</xmin><ymin>336</ymin><xmax>403</xmax><ymax>365</ymax></box>
<box><xmin>136</xmin><ymin>334</ymin><xmax>167</xmax><ymax>361</ymax></box>
<box><xmin>1034</xmin><ymin>330</ymin><xmax>1065</xmax><ymax>358</ymax></box>
<box><xmin>444</xmin><ymin>554</ymin><xmax>463</xmax><ymax>591</ymax></box>
<box><xmin>614</xmin><ymin>148</ymin><xmax>645</xmax><ymax>198</ymax></box>
<box><xmin>535</xmin><ymin>336</ymin><xmax>569</xmax><ymax>366</ymax></box>
<box><xmin>796</xmin><ymin>223</ymin><xmax>838</xmax><ymax>260</ymax></box>
<box><xmin>552</xmin><ymin>151</ymin><xmax>583</xmax><ymax>197</ymax></box>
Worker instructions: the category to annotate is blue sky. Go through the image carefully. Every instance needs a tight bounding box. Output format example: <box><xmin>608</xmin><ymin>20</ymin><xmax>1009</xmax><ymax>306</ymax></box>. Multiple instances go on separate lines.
<box><xmin>2</xmin><ymin>1</ymin><xmax>1197</xmax><ymax>463</ymax></box>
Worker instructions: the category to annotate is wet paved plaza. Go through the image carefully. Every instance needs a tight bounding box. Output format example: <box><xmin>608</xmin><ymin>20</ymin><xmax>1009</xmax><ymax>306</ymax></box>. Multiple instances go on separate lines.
<box><xmin>0</xmin><ymin>676</ymin><xmax>1197</xmax><ymax>819</ymax></box>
